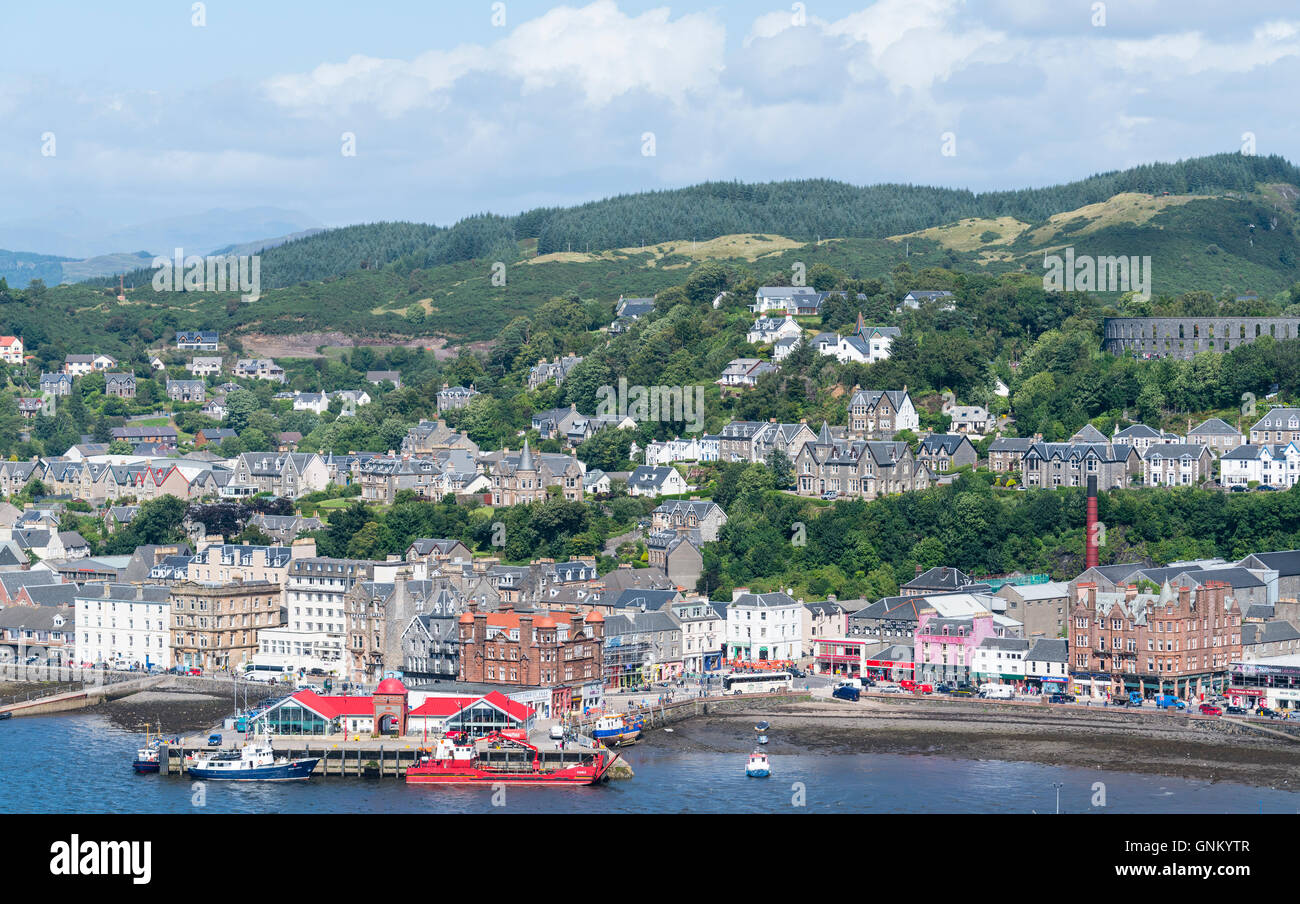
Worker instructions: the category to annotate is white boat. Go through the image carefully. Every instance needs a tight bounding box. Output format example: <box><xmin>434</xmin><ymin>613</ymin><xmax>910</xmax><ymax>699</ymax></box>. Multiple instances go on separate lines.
<box><xmin>186</xmin><ymin>737</ymin><xmax>319</xmax><ymax>781</ymax></box>
<box><xmin>746</xmin><ymin>751</ymin><xmax>770</xmax><ymax>778</ymax></box>
<box><xmin>756</xmin><ymin>734</ymin><xmax>768</xmax><ymax>745</ymax></box>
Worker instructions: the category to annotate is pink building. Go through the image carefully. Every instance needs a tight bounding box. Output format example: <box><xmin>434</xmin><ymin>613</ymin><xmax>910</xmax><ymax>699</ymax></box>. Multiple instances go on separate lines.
<box><xmin>914</xmin><ymin>609</ymin><xmax>998</xmax><ymax>685</ymax></box>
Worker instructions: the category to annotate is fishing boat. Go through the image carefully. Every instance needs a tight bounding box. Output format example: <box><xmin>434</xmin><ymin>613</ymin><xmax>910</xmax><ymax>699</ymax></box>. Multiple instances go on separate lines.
<box><xmin>406</xmin><ymin>732</ymin><xmax>617</xmax><ymax>786</ymax></box>
<box><xmin>132</xmin><ymin>724</ymin><xmax>162</xmax><ymax>774</ymax></box>
<box><xmin>746</xmin><ymin>750</ymin><xmax>771</xmax><ymax>778</ymax></box>
<box><xmin>186</xmin><ymin>737</ymin><xmax>318</xmax><ymax>781</ymax></box>
<box><xmin>591</xmin><ymin>712</ymin><xmax>644</xmax><ymax>747</ymax></box>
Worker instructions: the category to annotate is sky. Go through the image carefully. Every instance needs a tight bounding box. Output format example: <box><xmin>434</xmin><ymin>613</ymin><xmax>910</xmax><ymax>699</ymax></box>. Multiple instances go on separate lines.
<box><xmin>3</xmin><ymin>0</ymin><xmax>1300</xmax><ymax>255</ymax></box>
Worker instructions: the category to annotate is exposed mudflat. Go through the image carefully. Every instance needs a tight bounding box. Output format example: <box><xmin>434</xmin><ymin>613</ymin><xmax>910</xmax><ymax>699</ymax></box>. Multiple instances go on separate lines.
<box><xmin>643</xmin><ymin>698</ymin><xmax>1300</xmax><ymax>789</ymax></box>
<box><xmin>84</xmin><ymin>688</ymin><xmax>280</xmax><ymax>735</ymax></box>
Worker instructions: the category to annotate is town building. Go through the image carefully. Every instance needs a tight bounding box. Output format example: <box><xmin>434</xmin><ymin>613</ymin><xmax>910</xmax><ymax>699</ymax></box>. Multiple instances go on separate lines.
<box><xmin>726</xmin><ymin>590</ymin><xmax>802</xmax><ymax>663</ymax></box>
<box><xmin>457</xmin><ymin>602</ymin><xmax>605</xmax><ymax>687</ymax></box>
<box><xmin>168</xmin><ymin>580</ymin><xmax>282</xmax><ymax>671</ymax></box>
<box><xmin>913</xmin><ymin>608</ymin><xmax>998</xmax><ymax>685</ymax></box>
<box><xmin>1069</xmin><ymin>580</ymin><xmax>1243</xmax><ymax>700</ymax></box>
<box><xmin>671</xmin><ymin>597</ymin><xmax>726</xmax><ymax>673</ymax></box>
<box><xmin>73</xmin><ymin>583</ymin><xmax>173</xmax><ymax>669</ymax></box>
<box><xmin>995</xmin><ymin>581</ymin><xmax>1070</xmax><ymax>639</ymax></box>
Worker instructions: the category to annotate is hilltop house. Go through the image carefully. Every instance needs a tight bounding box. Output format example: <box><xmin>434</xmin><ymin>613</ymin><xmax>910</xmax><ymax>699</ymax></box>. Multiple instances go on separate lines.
<box><xmin>176</xmin><ymin>331</ymin><xmax>219</xmax><ymax>351</ymax></box>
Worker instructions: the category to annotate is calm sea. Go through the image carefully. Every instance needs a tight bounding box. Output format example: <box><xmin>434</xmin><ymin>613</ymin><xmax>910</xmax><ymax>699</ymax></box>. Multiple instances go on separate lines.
<box><xmin>3</xmin><ymin>713</ymin><xmax>1297</xmax><ymax>814</ymax></box>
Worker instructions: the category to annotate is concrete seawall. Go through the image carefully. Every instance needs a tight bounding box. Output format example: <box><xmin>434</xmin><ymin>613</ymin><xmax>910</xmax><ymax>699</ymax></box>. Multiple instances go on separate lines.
<box><xmin>0</xmin><ymin>675</ymin><xmax>165</xmax><ymax>717</ymax></box>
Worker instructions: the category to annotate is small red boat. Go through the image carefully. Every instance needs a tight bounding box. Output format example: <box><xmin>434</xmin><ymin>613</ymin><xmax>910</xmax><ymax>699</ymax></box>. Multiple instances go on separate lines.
<box><xmin>406</xmin><ymin>732</ymin><xmax>617</xmax><ymax>786</ymax></box>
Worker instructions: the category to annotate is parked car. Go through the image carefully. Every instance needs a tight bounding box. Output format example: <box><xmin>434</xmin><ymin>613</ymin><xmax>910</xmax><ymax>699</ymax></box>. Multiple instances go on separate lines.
<box><xmin>832</xmin><ymin>685</ymin><xmax>861</xmax><ymax>702</ymax></box>
<box><xmin>877</xmin><ymin>684</ymin><xmax>903</xmax><ymax>694</ymax></box>
<box><xmin>207</xmin><ymin>733</ymin><xmax>223</xmax><ymax>746</ymax></box>
<box><xmin>951</xmin><ymin>686</ymin><xmax>974</xmax><ymax>697</ymax></box>
<box><xmin>1225</xmin><ymin>705</ymin><xmax>1248</xmax><ymax>715</ymax></box>
<box><xmin>821</xmin><ymin>491</ymin><xmax>838</xmax><ymax>501</ymax></box>
<box><xmin>1198</xmin><ymin>703</ymin><xmax>1222</xmax><ymax>716</ymax></box>
<box><xmin>1255</xmin><ymin>706</ymin><xmax>1280</xmax><ymax>719</ymax></box>
<box><xmin>1048</xmin><ymin>694</ymin><xmax>1076</xmax><ymax>704</ymax></box>
<box><xmin>186</xmin><ymin>667</ymin><xmax>202</xmax><ymax>677</ymax></box>
<box><xmin>935</xmin><ymin>683</ymin><xmax>954</xmax><ymax>694</ymax></box>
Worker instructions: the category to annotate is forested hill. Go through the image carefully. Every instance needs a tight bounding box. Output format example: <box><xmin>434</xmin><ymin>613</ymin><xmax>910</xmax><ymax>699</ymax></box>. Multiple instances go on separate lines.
<box><xmin>80</xmin><ymin>152</ymin><xmax>1300</xmax><ymax>292</ymax></box>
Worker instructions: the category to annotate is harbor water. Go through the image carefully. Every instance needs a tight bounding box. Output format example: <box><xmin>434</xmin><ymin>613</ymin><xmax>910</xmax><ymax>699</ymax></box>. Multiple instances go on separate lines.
<box><xmin>3</xmin><ymin>713</ymin><xmax>1298</xmax><ymax>814</ymax></box>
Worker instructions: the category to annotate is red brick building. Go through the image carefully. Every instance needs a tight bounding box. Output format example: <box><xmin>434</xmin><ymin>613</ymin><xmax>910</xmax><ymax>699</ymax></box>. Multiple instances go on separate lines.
<box><xmin>457</xmin><ymin>602</ymin><xmax>604</xmax><ymax>687</ymax></box>
<box><xmin>1069</xmin><ymin>580</ymin><xmax>1243</xmax><ymax>699</ymax></box>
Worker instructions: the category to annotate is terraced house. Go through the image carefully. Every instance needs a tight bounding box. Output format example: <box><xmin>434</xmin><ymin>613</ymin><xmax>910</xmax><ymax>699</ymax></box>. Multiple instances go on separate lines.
<box><xmin>846</xmin><ymin>387</ymin><xmax>918</xmax><ymax>438</ymax></box>
<box><xmin>229</xmin><ymin>452</ymin><xmax>329</xmax><ymax>498</ymax></box>
<box><xmin>1021</xmin><ymin>442</ymin><xmax>1139</xmax><ymax>490</ymax></box>
<box><xmin>358</xmin><ymin>455</ymin><xmax>440</xmax><ymax>503</ymax></box>
<box><xmin>1249</xmin><ymin>408</ymin><xmax>1300</xmax><ymax>445</ymax></box>
<box><xmin>1141</xmin><ymin>443</ymin><xmax>1215</xmax><ymax>487</ymax></box>
<box><xmin>916</xmin><ymin>434</ymin><xmax>978</xmax><ymax>474</ymax></box>
<box><xmin>651</xmin><ymin>499</ymin><xmax>728</xmax><ymax>542</ymax></box>
<box><xmin>795</xmin><ymin>424</ymin><xmax>931</xmax><ymax>500</ymax></box>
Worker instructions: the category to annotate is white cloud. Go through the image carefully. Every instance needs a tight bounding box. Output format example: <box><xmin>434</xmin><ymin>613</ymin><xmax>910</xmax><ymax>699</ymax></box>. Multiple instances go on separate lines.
<box><xmin>264</xmin><ymin>1</ymin><xmax>726</xmax><ymax>115</ymax></box>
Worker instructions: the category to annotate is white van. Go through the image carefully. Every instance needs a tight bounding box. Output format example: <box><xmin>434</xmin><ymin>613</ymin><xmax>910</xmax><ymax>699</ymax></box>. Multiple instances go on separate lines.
<box><xmin>834</xmin><ymin>677</ymin><xmax>863</xmax><ymax>691</ymax></box>
<box><xmin>979</xmin><ymin>683</ymin><xmax>1015</xmax><ymax>699</ymax></box>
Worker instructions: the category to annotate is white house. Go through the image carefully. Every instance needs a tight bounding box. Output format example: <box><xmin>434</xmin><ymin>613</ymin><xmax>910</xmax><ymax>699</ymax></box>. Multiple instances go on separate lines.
<box><xmin>747</xmin><ymin>314</ymin><xmax>803</xmax><ymax>346</ymax></box>
<box><xmin>948</xmin><ymin>405</ymin><xmax>991</xmax><ymax>435</ymax></box>
<box><xmin>726</xmin><ymin>590</ymin><xmax>803</xmax><ymax>663</ymax></box>
<box><xmin>972</xmin><ymin>636</ymin><xmax>1029</xmax><ymax>685</ymax></box>
<box><xmin>0</xmin><ymin>335</ymin><xmax>23</xmax><ymax>365</ymax></box>
<box><xmin>1025</xmin><ymin>638</ymin><xmax>1069</xmax><ymax>692</ymax></box>
<box><xmin>645</xmin><ymin>436</ymin><xmax>709</xmax><ymax>466</ymax></box>
<box><xmin>188</xmin><ymin>356</ymin><xmax>223</xmax><ymax>377</ymax></box>
<box><xmin>293</xmin><ymin>392</ymin><xmax>330</xmax><ymax>415</ymax></box>
<box><xmin>74</xmin><ymin>583</ymin><xmax>172</xmax><ymax>669</ymax></box>
<box><xmin>1220</xmin><ymin>443</ymin><xmax>1300</xmax><ymax>489</ymax></box>
<box><xmin>627</xmin><ymin>466</ymin><xmax>690</xmax><ymax>497</ymax></box>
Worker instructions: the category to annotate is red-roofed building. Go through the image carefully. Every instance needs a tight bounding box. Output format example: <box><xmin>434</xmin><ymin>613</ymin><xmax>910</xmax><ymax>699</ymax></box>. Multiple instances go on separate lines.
<box><xmin>0</xmin><ymin>336</ymin><xmax>23</xmax><ymax>366</ymax></box>
<box><xmin>249</xmin><ymin>687</ymin><xmax>535</xmax><ymax>739</ymax></box>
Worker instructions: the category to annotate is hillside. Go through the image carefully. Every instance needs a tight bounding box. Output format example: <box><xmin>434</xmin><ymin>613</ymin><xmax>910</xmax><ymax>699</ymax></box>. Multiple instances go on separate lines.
<box><xmin>7</xmin><ymin>152</ymin><xmax>1294</xmax><ymax>351</ymax></box>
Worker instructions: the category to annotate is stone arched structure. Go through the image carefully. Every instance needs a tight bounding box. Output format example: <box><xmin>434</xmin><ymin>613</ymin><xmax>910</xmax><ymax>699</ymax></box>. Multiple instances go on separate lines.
<box><xmin>1103</xmin><ymin>317</ymin><xmax>1300</xmax><ymax>359</ymax></box>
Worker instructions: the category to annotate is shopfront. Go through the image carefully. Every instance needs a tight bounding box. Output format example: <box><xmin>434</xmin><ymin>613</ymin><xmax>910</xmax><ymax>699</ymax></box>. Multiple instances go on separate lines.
<box><xmin>1229</xmin><ymin>658</ymin><xmax>1300</xmax><ymax>711</ymax></box>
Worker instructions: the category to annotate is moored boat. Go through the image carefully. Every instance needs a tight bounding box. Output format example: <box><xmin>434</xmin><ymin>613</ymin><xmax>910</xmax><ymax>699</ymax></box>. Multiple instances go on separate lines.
<box><xmin>132</xmin><ymin>724</ymin><xmax>162</xmax><ymax>774</ymax></box>
<box><xmin>592</xmin><ymin>713</ymin><xmax>643</xmax><ymax>747</ymax></box>
<box><xmin>746</xmin><ymin>750</ymin><xmax>771</xmax><ymax>778</ymax></box>
<box><xmin>186</xmin><ymin>737</ymin><xmax>319</xmax><ymax>781</ymax></box>
<box><xmin>0</xmin><ymin>711</ymin><xmax>11</xmax><ymax>721</ymax></box>
<box><xmin>756</xmin><ymin>734</ymin><xmax>768</xmax><ymax>745</ymax></box>
<box><xmin>406</xmin><ymin>732</ymin><xmax>616</xmax><ymax>786</ymax></box>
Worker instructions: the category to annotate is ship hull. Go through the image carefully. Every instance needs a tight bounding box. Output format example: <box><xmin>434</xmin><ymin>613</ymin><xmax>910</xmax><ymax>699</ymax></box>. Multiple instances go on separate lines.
<box><xmin>188</xmin><ymin>758</ymin><xmax>319</xmax><ymax>781</ymax></box>
<box><xmin>132</xmin><ymin>760</ymin><xmax>160</xmax><ymax>774</ymax></box>
<box><xmin>407</xmin><ymin>756</ymin><xmax>614</xmax><ymax>786</ymax></box>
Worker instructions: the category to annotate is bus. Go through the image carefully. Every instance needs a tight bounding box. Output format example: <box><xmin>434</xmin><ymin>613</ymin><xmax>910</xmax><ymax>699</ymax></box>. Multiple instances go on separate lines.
<box><xmin>242</xmin><ymin>663</ymin><xmax>292</xmax><ymax>683</ymax></box>
<box><xmin>723</xmin><ymin>672</ymin><xmax>794</xmax><ymax>695</ymax></box>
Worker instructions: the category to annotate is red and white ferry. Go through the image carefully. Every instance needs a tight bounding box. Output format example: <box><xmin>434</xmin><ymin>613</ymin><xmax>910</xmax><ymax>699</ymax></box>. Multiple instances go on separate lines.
<box><xmin>405</xmin><ymin>731</ymin><xmax>617</xmax><ymax>786</ymax></box>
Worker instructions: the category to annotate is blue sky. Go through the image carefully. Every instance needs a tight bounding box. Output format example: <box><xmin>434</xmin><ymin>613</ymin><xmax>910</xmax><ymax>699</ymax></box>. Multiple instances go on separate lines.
<box><xmin>4</xmin><ymin>0</ymin><xmax>1300</xmax><ymax>255</ymax></box>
